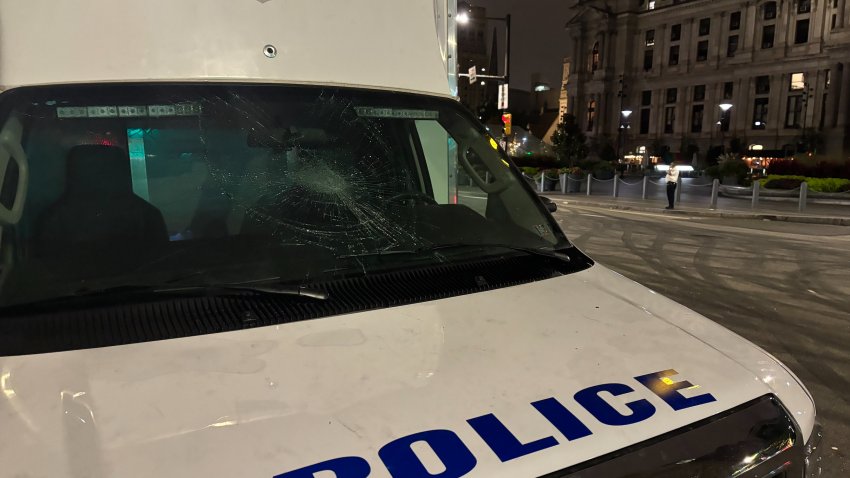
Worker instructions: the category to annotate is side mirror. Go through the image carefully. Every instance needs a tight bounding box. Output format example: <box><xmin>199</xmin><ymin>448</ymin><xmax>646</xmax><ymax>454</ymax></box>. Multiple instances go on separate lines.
<box><xmin>540</xmin><ymin>195</ymin><xmax>557</xmax><ymax>213</ymax></box>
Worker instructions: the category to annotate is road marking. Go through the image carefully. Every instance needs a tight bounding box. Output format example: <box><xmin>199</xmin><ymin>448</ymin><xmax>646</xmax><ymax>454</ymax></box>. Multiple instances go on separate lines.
<box><xmin>564</xmin><ymin>205</ymin><xmax>703</xmax><ymax>221</ymax></box>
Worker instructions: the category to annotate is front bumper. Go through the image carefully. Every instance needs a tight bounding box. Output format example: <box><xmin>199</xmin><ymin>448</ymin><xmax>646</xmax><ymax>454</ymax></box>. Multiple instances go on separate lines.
<box><xmin>542</xmin><ymin>395</ymin><xmax>818</xmax><ymax>478</ymax></box>
<box><xmin>804</xmin><ymin>421</ymin><xmax>824</xmax><ymax>477</ymax></box>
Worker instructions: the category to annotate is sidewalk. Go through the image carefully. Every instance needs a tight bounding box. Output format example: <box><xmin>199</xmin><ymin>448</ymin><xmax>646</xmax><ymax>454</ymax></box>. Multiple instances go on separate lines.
<box><xmin>542</xmin><ymin>193</ymin><xmax>850</xmax><ymax>226</ymax></box>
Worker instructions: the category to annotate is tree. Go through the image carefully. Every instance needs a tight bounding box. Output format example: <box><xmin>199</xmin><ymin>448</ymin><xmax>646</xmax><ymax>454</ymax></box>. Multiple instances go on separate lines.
<box><xmin>591</xmin><ymin>135</ymin><xmax>617</xmax><ymax>163</ymax></box>
<box><xmin>551</xmin><ymin>113</ymin><xmax>589</xmax><ymax>167</ymax></box>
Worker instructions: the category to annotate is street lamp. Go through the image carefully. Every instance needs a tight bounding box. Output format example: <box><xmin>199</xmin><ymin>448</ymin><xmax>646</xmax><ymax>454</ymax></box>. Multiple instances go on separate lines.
<box><xmin>618</xmin><ymin>109</ymin><xmax>633</xmax><ymax>170</ymax></box>
<box><xmin>718</xmin><ymin>103</ymin><xmax>733</xmax><ymax>153</ymax></box>
<box><xmin>456</xmin><ymin>8</ymin><xmax>512</xmax><ymax>107</ymax></box>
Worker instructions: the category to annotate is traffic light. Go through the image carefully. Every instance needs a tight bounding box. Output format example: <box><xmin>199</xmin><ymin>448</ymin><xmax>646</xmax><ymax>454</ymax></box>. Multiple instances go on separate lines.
<box><xmin>501</xmin><ymin>113</ymin><xmax>512</xmax><ymax>136</ymax></box>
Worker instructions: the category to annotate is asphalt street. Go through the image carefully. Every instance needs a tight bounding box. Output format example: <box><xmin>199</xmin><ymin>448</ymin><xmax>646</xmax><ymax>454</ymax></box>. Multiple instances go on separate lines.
<box><xmin>551</xmin><ymin>201</ymin><xmax>850</xmax><ymax>476</ymax></box>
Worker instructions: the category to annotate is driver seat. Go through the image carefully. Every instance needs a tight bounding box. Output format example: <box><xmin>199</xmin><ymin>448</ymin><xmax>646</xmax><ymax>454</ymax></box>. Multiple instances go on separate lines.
<box><xmin>32</xmin><ymin>145</ymin><xmax>168</xmax><ymax>274</ymax></box>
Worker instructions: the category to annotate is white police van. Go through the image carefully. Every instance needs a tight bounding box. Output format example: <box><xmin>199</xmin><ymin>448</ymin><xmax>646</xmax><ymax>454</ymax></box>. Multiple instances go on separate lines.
<box><xmin>0</xmin><ymin>0</ymin><xmax>823</xmax><ymax>477</ymax></box>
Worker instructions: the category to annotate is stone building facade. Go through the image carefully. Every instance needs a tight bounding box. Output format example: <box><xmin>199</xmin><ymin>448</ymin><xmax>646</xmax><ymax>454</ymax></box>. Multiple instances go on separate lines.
<box><xmin>565</xmin><ymin>0</ymin><xmax>850</xmax><ymax>161</ymax></box>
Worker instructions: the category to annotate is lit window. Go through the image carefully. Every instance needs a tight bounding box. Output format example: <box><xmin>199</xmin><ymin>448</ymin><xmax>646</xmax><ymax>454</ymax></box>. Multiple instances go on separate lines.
<box><xmin>749</xmin><ymin>144</ymin><xmax>764</xmax><ymax>150</ymax></box>
<box><xmin>790</xmin><ymin>73</ymin><xmax>805</xmax><ymax>90</ymax></box>
<box><xmin>637</xmin><ymin>146</ymin><xmax>647</xmax><ymax>154</ymax></box>
<box><xmin>648</xmin><ymin>1</ymin><xmax>656</xmax><ymax>10</ymax></box>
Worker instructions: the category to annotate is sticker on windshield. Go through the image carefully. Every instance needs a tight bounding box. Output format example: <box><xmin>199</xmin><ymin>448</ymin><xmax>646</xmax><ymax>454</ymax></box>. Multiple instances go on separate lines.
<box><xmin>355</xmin><ymin>107</ymin><xmax>439</xmax><ymax>120</ymax></box>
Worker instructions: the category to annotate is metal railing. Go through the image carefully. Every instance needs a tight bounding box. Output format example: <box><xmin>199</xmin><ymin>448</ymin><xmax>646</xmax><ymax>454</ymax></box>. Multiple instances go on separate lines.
<box><xmin>538</xmin><ymin>173</ymin><xmax>850</xmax><ymax>213</ymax></box>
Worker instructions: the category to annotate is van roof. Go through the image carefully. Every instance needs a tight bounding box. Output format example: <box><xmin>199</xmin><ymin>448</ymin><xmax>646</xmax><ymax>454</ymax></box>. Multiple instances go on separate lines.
<box><xmin>0</xmin><ymin>0</ymin><xmax>452</xmax><ymax>97</ymax></box>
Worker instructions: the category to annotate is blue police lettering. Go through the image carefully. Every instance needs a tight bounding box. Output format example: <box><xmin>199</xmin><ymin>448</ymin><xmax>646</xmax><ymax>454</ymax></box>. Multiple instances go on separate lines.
<box><xmin>378</xmin><ymin>429</ymin><xmax>476</xmax><ymax>478</ymax></box>
<box><xmin>574</xmin><ymin>383</ymin><xmax>656</xmax><ymax>426</ymax></box>
<box><xmin>531</xmin><ymin>397</ymin><xmax>593</xmax><ymax>441</ymax></box>
<box><xmin>273</xmin><ymin>456</ymin><xmax>370</xmax><ymax>478</ymax></box>
<box><xmin>274</xmin><ymin>369</ymin><xmax>715</xmax><ymax>477</ymax></box>
<box><xmin>634</xmin><ymin>369</ymin><xmax>717</xmax><ymax>410</ymax></box>
<box><xmin>467</xmin><ymin>413</ymin><xmax>558</xmax><ymax>462</ymax></box>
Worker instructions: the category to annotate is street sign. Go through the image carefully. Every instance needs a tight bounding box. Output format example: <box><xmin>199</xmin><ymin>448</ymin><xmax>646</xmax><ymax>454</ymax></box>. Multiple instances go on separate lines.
<box><xmin>498</xmin><ymin>83</ymin><xmax>509</xmax><ymax>109</ymax></box>
<box><xmin>468</xmin><ymin>66</ymin><xmax>477</xmax><ymax>84</ymax></box>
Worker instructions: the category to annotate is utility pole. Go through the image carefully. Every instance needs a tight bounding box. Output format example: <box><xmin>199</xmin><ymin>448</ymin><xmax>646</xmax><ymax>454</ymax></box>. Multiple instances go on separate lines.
<box><xmin>617</xmin><ymin>75</ymin><xmax>628</xmax><ymax>162</ymax></box>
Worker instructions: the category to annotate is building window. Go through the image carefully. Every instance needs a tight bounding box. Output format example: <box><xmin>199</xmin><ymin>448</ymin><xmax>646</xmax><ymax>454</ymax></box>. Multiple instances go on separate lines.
<box><xmin>692</xmin><ymin>104</ymin><xmax>704</xmax><ymax>133</ymax></box>
<box><xmin>826</xmin><ymin>69</ymin><xmax>831</xmax><ymax>89</ymax></box>
<box><xmin>645</xmin><ymin>29</ymin><xmax>655</xmax><ymax>47</ymax></box>
<box><xmin>798</xmin><ymin>0</ymin><xmax>811</xmax><ymax>14</ymax></box>
<box><xmin>790</xmin><ymin>72</ymin><xmax>806</xmax><ymax>90</ymax></box>
<box><xmin>764</xmin><ymin>1</ymin><xmax>777</xmax><ymax>20</ymax></box>
<box><xmin>762</xmin><ymin>25</ymin><xmax>775</xmax><ymax>49</ymax></box>
<box><xmin>641</xmin><ymin>90</ymin><xmax>652</xmax><ymax>106</ymax></box>
<box><xmin>756</xmin><ymin>75</ymin><xmax>771</xmax><ymax>94</ymax></box>
<box><xmin>640</xmin><ymin>108</ymin><xmax>651</xmax><ymax>134</ymax></box>
<box><xmin>669</xmin><ymin>45</ymin><xmax>680</xmax><ymax>65</ymax></box>
<box><xmin>753</xmin><ymin>98</ymin><xmax>768</xmax><ymax>129</ymax></box>
<box><xmin>697</xmin><ymin>40</ymin><xmax>709</xmax><ymax>62</ymax></box>
<box><xmin>671</xmin><ymin>24</ymin><xmax>681</xmax><ymax>41</ymax></box>
<box><xmin>648</xmin><ymin>0</ymin><xmax>656</xmax><ymax>10</ymax></box>
<box><xmin>590</xmin><ymin>42</ymin><xmax>600</xmax><ymax>72</ymax></box>
<box><xmin>821</xmin><ymin>93</ymin><xmax>828</xmax><ymax>129</ymax></box>
<box><xmin>727</xmin><ymin>35</ymin><xmax>739</xmax><ymax>57</ymax></box>
<box><xmin>730</xmin><ymin>11</ymin><xmax>741</xmax><ymax>30</ymax></box>
<box><xmin>694</xmin><ymin>85</ymin><xmax>706</xmax><ymax>102</ymax></box>
<box><xmin>833</xmin><ymin>14</ymin><xmax>838</xmax><ymax>30</ymax></box>
<box><xmin>665</xmin><ymin>106</ymin><xmax>676</xmax><ymax>133</ymax></box>
<box><xmin>724</xmin><ymin>81</ymin><xmax>734</xmax><ymax>100</ymax></box>
<box><xmin>644</xmin><ymin>49</ymin><xmax>654</xmax><ymax>71</ymax></box>
<box><xmin>795</xmin><ymin>19</ymin><xmax>809</xmax><ymax>44</ymax></box>
<box><xmin>699</xmin><ymin>18</ymin><xmax>711</xmax><ymax>36</ymax></box>
<box><xmin>586</xmin><ymin>100</ymin><xmax>597</xmax><ymax>131</ymax></box>
<box><xmin>666</xmin><ymin>88</ymin><xmax>678</xmax><ymax>103</ymax></box>
<box><xmin>785</xmin><ymin>95</ymin><xmax>802</xmax><ymax>128</ymax></box>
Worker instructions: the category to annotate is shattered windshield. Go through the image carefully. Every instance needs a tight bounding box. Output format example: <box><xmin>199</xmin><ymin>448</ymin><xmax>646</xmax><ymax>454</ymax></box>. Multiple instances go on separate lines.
<box><xmin>0</xmin><ymin>84</ymin><xmax>568</xmax><ymax>308</ymax></box>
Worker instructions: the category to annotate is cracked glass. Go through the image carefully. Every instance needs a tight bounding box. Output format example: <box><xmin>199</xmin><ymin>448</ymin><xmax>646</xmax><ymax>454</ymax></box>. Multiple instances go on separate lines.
<box><xmin>0</xmin><ymin>84</ymin><xmax>568</xmax><ymax>308</ymax></box>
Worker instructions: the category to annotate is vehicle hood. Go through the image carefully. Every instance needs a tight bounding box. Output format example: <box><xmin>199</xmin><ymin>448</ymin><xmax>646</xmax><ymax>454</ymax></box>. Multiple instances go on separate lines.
<box><xmin>0</xmin><ymin>264</ymin><xmax>813</xmax><ymax>478</ymax></box>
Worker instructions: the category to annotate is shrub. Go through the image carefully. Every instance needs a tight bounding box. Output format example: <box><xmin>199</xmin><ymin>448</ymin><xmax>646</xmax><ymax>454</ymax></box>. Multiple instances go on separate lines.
<box><xmin>521</xmin><ymin>166</ymin><xmax>539</xmax><ymax>176</ymax></box>
<box><xmin>592</xmin><ymin>161</ymin><xmax>615</xmax><ymax>179</ymax></box>
<box><xmin>543</xmin><ymin>168</ymin><xmax>560</xmax><ymax>180</ymax></box>
<box><xmin>760</xmin><ymin>175</ymin><xmax>850</xmax><ymax>192</ymax></box>
<box><xmin>704</xmin><ymin>165</ymin><xmax>721</xmax><ymax>179</ymax></box>
<box><xmin>559</xmin><ymin>166</ymin><xmax>582</xmax><ymax>176</ymax></box>
<box><xmin>766</xmin><ymin>159</ymin><xmax>850</xmax><ymax>179</ymax></box>
<box><xmin>762</xmin><ymin>177</ymin><xmax>805</xmax><ymax>190</ymax></box>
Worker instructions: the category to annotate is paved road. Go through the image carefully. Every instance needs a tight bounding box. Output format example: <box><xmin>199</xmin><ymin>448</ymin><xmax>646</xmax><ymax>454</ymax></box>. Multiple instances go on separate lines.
<box><xmin>551</xmin><ymin>201</ymin><xmax>850</xmax><ymax>476</ymax></box>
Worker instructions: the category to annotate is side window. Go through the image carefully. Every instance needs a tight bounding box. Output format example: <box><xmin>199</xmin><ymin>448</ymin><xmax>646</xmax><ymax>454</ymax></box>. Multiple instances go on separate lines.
<box><xmin>414</xmin><ymin>120</ymin><xmax>456</xmax><ymax>205</ymax></box>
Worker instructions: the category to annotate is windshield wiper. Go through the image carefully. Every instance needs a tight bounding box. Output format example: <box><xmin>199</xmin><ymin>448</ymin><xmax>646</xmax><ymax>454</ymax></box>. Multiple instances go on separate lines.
<box><xmin>5</xmin><ymin>282</ymin><xmax>328</xmax><ymax>312</ymax></box>
<box><xmin>340</xmin><ymin>243</ymin><xmax>572</xmax><ymax>263</ymax></box>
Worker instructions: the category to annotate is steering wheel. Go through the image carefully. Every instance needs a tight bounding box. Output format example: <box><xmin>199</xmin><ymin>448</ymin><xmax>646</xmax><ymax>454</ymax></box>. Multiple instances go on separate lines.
<box><xmin>387</xmin><ymin>192</ymin><xmax>439</xmax><ymax>206</ymax></box>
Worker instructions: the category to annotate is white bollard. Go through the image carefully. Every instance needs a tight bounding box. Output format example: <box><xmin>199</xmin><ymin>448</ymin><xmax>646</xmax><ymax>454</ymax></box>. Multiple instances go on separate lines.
<box><xmin>710</xmin><ymin>179</ymin><xmax>719</xmax><ymax>209</ymax></box>
<box><xmin>751</xmin><ymin>181</ymin><xmax>760</xmax><ymax>209</ymax></box>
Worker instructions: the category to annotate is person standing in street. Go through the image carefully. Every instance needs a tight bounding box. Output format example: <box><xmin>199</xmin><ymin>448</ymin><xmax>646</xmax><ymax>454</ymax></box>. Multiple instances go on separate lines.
<box><xmin>665</xmin><ymin>161</ymin><xmax>679</xmax><ymax>210</ymax></box>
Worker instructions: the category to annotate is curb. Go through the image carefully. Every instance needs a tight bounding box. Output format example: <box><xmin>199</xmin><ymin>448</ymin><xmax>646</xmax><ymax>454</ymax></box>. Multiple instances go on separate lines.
<box><xmin>546</xmin><ymin>197</ymin><xmax>850</xmax><ymax>226</ymax></box>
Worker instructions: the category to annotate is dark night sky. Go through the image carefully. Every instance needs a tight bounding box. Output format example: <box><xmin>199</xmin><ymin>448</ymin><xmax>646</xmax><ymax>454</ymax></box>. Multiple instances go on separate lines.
<box><xmin>474</xmin><ymin>0</ymin><xmax>574</xmax><ymax>92</ymax></box>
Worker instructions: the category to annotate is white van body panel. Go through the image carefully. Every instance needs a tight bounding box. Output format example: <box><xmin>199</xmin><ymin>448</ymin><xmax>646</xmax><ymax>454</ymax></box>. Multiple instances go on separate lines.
<box><xmin>0</xmin><ymin>0</ymin><xmax>452</xmax><ymax>97</ymax></box>
<box><xmin>0</xmin><ymin>265</ymin><xmax>813</xmax><ymax>477</ymax></box>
